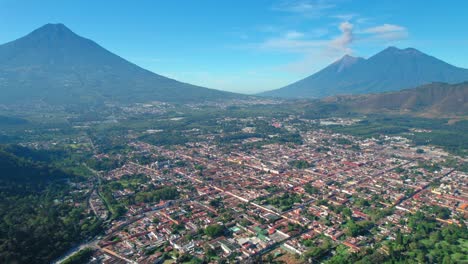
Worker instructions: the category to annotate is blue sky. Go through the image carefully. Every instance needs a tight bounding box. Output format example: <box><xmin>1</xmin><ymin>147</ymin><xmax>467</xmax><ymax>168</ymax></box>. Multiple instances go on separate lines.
<box><xmin>0</xmin><ymin>0</ymin><xmax>466</xmax><ymax>93</ymax></box>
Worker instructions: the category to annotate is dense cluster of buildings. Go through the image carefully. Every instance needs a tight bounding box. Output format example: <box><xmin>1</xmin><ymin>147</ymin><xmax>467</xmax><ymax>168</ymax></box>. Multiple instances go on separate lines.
<box><xmin>82</xmin><ymin>119</ymin><xmax>467</xmax><ymax>263</ymax></box>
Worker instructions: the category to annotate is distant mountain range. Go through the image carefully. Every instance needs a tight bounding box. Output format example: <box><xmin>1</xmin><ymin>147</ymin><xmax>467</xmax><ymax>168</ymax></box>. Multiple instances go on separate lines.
<box><xmin>2</xmin><ymin>23</ymin><xmax>467</xmax><ymax>109</ymax></box>
<box><xmin>260</xmin><ymin>47</ymin><xmax>468</xmax><ymax>98</ymax></box>
<box><xmin>0</xmin><ymin>23</ymin><xmax>244</xmax><ymax>105</ymax></box>
<box><xmin>326</xmin><ymin>82</ymin><xmax>468</xmax><ymax>117</ymax></box>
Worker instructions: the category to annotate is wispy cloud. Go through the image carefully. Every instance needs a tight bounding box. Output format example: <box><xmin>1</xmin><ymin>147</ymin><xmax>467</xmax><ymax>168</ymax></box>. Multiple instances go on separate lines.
<box><xmin>254</xmin><ymin>21</ymin><xmax>354</xmax><ymax>55</ymax></box>
<box><xmin>245</xmin><ymin>21</ymin><xmax>354</xmax><ymax>74</ymax></box>
<box><xmin>233</xmin><ymin>2</ymin><xmax>410</xmax><ymax>77</ymax></box>
<box><xmin>257</xmin><ymin>34</ymin><xmax>324</xmax><ymax>54</ymax></box>
<box><xmin>284</xmin><ymin>30</ymin><xmax>305</xmax><ymax>39</ymax></box>
<box><xmin>331</xmin><ymin>13</ymin><xmax>358</xmax><ymax>21</ymax></box>
<box><xmin>361</xmin><ymin>24</ymin><xmax>408</xmax><ymax>41</ymax></box>
<box><xmin>244</xmin><ymin>19</ymin><xmax>409</xmax><ymax>75</ymax></box>
<box><xmin>251</xmin><ymin>22</ymin><xmax>408</xmax><ymax>55</ymax></box>
<box><xmin>272</xmin><ymin>0</ymin><xmax>335</xmax><ymax>17</ymax></box>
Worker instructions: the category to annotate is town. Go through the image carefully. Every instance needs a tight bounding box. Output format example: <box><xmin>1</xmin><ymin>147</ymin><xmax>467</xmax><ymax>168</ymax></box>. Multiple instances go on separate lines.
<box><xmin>57</xmin><ymin>108</ymin><xmax>466</xmax><ymax>264</ymax></box>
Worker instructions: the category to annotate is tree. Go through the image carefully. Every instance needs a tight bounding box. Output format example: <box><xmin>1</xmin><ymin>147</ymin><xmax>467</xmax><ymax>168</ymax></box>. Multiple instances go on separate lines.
<box><xmin>346</xmin><ymin>220</ymin><xmax>362</xmax><ymax>237</ymax></box>
<box><xmin>205</xmin><ymin>247</ymin><xmax>217</xmax><ymax>258</ymax></box>
<box><xmin>304</xmin><ymin>183</ymin><xmax>319</xmax><ymax>194</ymax></box>
<box><xmin>442</xmin><ymin>255</ymin><xmax>453</xmax><ymax>264</ymax></box>
<box><xmin>204</xmin><ymin>224</ymin><xmax>225</xmax><ymax>238</ymax></box>
<box><xmin>395</xmin><ymin>230</ymin><xmax>403</xmax><ymax>245</ymax></box>
<box><xmin>342</xmin><ymin>207</ymin><xmax>352</xmax><ymax>218</ymax></box>
<box><xmin>265</xmin><ymin>253</ymin><xmax>274</xmax><ymax>263</ymax></box>
<box><xmin>416</xmin><ymin>251</ymin><xmax>426</xmax><ymax>263</ymax></box>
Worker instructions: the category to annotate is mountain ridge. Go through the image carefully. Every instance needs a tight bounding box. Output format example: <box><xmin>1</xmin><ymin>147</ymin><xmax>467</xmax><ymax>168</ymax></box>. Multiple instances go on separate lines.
<box><xmin>0</xmin><ymin>23</ymin><xmax>245</xmax><ymax>105</ymax></box>
<box><xmin>260</xmin><ymin>47</ymin><xmax>468</xmax><ymax>98</ymax></box>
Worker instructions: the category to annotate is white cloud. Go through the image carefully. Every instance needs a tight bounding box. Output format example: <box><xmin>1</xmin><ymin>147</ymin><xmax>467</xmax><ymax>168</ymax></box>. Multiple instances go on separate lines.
<box><xmin>239</xmin><ymin>1</ymin><xmax>410</xmax><ymax>77</ymax></box>
<box><xmin>258</xmin><ymin>22</ymin><xmax>408</xmax><ymax>56</ymax></box>
<box><xmin>246</xmin><ymin>22</ymin><xmax>355</xmax><ymax>74</ymax></box>
<box><xmin>255</xmin><ymin>22</ymin><xmax>353</xmax><ymax>54</ymax></box>
<box><xmin>279</xmin><ymin>21</ymin><xmax>356</xmax><ymax>73</ymax></box>
<box><xmin>363</xmin><ymin>24</ymin><xmax>405</xmax><ymax>34</ymax></box>
<box><xmin>362</xmin><ymin>24</ymin><xmax>408</xmax><ymax>41</ymax></box>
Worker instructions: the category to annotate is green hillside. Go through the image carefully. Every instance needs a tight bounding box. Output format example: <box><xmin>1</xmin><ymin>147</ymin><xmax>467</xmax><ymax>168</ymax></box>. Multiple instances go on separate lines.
<box><xmin>0</xmin><ymin>147</ymin><xmax>101</xmax><ymax>263</ymax></box>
